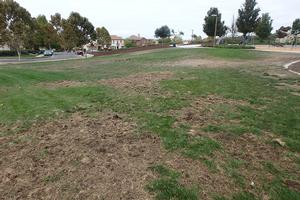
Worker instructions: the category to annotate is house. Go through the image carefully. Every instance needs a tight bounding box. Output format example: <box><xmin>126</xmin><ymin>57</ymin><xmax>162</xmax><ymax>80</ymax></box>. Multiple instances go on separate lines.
<box><xmin>128</xmin><ymin>35</ymin><xmax>150</xmax><ymax>47</ymax></box>
<box><xmin>83</xmin><ymin>41</ymin><xmax>99</xmax><ymax>52</ymax></box>
<box><xmin>0</xmin><ymin>44</ymin><xmax>10</xmax><ymax>51</ymax></box>
<box><xmin>111</xmin><ymin>35</ymin><xmax>124</xmax><ymax>49</ymax></box>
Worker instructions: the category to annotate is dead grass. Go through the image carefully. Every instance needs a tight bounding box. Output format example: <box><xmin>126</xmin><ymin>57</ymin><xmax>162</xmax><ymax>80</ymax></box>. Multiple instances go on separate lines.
<box><xmin>0</xmin><ymin>112</ymin><xmax>166</xmax><ymax>199</ymax></box>
<box><xmin>98</xmin><ymin>71</ymin><xmax>174</xmax><ymax>94</ymax></box>
<box><xmin>37</xmin><ymin>80</ymin><xmax>87</xmax><ymax>89</ymax></box>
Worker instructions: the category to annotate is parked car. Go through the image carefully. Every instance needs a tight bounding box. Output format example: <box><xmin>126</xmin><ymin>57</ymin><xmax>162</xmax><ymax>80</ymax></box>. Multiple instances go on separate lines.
<box><xmin>76</xmin><ymin>50</ymin><xmax>84</xmax><ymax>56</ymax></box>
<box><xmin>44</xmin><ymin>50</ymin><xmax>53</xmax><ymax>56</ymax></box>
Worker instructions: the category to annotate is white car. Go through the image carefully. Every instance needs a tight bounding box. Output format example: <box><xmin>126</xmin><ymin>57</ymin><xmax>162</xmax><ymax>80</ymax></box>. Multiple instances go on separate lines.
<box><xmin>44</xmin><ymin>50</ymin><xmax>53</xmax><ymax>56</ymax></box>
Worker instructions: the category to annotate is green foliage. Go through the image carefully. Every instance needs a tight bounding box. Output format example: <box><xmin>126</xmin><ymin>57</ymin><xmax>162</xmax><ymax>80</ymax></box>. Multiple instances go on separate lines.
<box><xmin>236</xmin><ymin>0</ymin><xmax>261</xmax><ymax>36</ymax></box>
<box><xmin>31</xmin><ymin>15</ymin><xmax>59</xmax><ymax>49</ymax></box>
<box><xmin>61</xmin><ymin>12</ymin><xmax>96</xmax><ymax>49</ymax></box>
<box><xmin>155</xmin><ymin>25</ymin><xmax>171</xmax><ymax>39</ymax></box>
<box><xmin>216</xmin><ymin>45</ymin><xmax>255</xmax><ymax>49</ymax></box>
<box><xmin>0</xmin><ymin>0</ymin><xmax>33</xmax><ymax>56</ymax></box>
<box><xmin>96</xmin><ymin>27</ymin><xmax>111</xmax><ymax>48</ymax></box>
<box><xmin>124</xmin><ymin>39</ymin><xmax>136</xmax><ymax>48</ymax></box>
<box><xmin>292</xmin><ymin>18</ymin><xmax>300</xmax><ymax>35</ymax></box>
<box><xmin>256</xmin><ymin>13</ymin><xmax>273</xmax><ymax>40</ymax></box>
<box><xmin>203</xmin><ymin>7</ymin><xmax>227</xmax><ymax>37</ymax></box>
<box><xmin>0</xmin><ymin>50</ymin><xmax>20</xmax><ymax>57</ymax></box>
<box><xmin>147</xmin><ymin>165</ymin><xmax>199</xmax><ymax>200</ymax></box>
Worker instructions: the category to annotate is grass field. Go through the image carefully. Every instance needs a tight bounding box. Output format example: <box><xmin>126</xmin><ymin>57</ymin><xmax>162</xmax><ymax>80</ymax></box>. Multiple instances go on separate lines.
<box><xmin>0</xmin><ymin>48</ymin><xmax>299</xmax><ymax>200</ymax></box>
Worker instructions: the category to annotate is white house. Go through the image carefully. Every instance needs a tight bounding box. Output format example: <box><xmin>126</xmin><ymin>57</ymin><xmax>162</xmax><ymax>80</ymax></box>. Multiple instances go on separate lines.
<box><xmin>0</xmin><ymin>44</ymin><xmax>10</xmax><ymax>51</ymax></box>
<box><xmin>111</xmin><ymin>35</ymin><xmax>124</xmax><ymax>49</ymax></box>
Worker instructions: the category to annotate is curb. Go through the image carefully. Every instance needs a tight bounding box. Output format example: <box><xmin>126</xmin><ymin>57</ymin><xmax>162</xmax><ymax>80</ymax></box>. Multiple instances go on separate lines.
<box><xmin>0</xmin><ymin>54</ymin><xmax>94</xmax><ymax>65</ymax></box>
<box><xmin>284</xmin><ymin>60</ymin><xmax>300</xmax><ymax>76</ymax></box>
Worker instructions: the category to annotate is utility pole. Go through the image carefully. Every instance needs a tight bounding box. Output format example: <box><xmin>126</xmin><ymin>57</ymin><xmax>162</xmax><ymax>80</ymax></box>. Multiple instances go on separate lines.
<box><xmin>192</xmin><ymin>29</ymin><xmax>194</xmax><ymax>41</ymax></box>
<box><xmin>212</xmin><ymin>14</ymin><xmax>218</xmax><ymax>47</ymax></box>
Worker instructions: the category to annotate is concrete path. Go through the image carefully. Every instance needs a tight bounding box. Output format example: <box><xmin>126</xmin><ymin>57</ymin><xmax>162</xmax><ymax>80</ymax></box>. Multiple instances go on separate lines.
<box><xmin>284</xmin><ymin>60</ymin><xmax>300</xmax><ymax>75</ymax></box>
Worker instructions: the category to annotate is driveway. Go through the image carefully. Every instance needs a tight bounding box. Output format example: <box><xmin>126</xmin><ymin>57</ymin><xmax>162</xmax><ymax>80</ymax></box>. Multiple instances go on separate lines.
<box><xmin>0</xmin><ymin>52</ymin><xmax>84</xmax><ymax>64</ymax></box>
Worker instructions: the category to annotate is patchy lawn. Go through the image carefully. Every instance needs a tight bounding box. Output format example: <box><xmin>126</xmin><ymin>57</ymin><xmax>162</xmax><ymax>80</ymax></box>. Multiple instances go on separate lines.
<box><xmin>0</xmin><ymin>48</ymin><xmax>299</xmax><ymax>200</ymax></box>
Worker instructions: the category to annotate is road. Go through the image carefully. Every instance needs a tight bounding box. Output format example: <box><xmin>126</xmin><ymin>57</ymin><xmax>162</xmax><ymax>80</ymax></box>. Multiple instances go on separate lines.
<box><xmin>0</xmin><ymin>52</ymin><xmax>84</xmax><ymax>64</ymax></box>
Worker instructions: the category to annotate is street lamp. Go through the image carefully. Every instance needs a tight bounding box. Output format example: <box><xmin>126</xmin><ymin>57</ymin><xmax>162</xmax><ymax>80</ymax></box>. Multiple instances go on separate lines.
<box><xmin>212</xmin><ymin>14</ymin><xmax>218</xmax><ymax>47</ymax></box>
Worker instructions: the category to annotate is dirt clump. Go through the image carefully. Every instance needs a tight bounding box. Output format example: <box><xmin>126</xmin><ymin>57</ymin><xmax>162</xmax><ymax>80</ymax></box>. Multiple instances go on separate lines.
<box><xmin>37</xmin><ymin>80</ymin><xmax>86</xmax><ymax>89</ymax></box>
<box><xmin>99</xmin><ymin>71</ymin><xmax>174</xmax><ymax>93</ymax></box>
<box><xmin>0</xmin><ymin>112</ymin><xmax>167</xmax><ymax>200</ymax></box>
<box><xmin>171</xmin><ymin>95</ymin><xmax>249</xmax><ymax>130</ymax></box>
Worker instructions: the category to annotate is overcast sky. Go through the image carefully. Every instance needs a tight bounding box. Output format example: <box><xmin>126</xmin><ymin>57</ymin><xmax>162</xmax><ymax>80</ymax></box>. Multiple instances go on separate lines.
<box><xmin>17</xmin><ymin>0</ymin><xmax>299</xmax><ymax>39</ymax></box>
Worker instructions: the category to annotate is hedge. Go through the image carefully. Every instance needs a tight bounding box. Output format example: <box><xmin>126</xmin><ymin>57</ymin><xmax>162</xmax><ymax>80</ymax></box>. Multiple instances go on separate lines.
<box><xmin>215</xmin><ymin>45</ymin><xmax>255</xmax><ymax>49</ymax></box>
<box><xmin>0</xmin><ymin>50</ymin><xmax>40</xmax><ymax>57</ymax></box>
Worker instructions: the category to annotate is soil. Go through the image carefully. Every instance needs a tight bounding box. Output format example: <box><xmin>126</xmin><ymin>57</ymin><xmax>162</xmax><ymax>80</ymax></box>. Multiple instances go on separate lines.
<box><xmin>1</xmin><ymin>97</ymin><xmax>299</xmax><ymax>200</ymax></box>
<box><xmin>0</xmin><ymin>112</ymin><xmax>166</xmax><ymax>199</ymax></box>
<box><xmin>171</xmin><ymin>96</ymin><xmax>300</xmax><ymax>198</ymax></box>
<box><xmin>98</xmin><ymin>71</ymin><xmax>174</xmax><ymax>94</ymax></box>
<box><xmin>37</xmin><ymin>80</ymin><xmax>87</xmax><ymax>89</ymax></box>
<box><xmin>0</xmin><ymin>111</ymin><xmax>260</xmax><ymax>200</ymax></box>
<box><xmin>169</xmin><ymin>58</ymin><xmax>245</xmax><ymax>68</ymax></box>
<box><xmin>255</xmin><ymin>45</ymin><xmax>300</xmax><ymax>54</ymax></box>
<box><xmin>171</xmin><ymin>95</ymin><xmax>250</xmax><ymax>131</ymax></box>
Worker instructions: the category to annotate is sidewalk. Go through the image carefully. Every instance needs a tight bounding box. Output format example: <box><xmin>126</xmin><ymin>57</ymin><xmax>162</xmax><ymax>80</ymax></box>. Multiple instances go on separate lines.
<box><xmin>255</xmin><ymin>45</ymin><xmax>300</xmax><ymax>54</ymax></box>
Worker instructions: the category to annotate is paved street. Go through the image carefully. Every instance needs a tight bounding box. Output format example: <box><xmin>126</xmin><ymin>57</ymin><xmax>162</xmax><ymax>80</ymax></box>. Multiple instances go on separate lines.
<box><xmin>0</xmin><ymin>52</ymin><xmax>83</xmax><ymax>64</ymax></box>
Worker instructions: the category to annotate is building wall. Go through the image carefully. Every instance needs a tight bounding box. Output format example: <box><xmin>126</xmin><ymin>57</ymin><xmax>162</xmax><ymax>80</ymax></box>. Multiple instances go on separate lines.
<box><xmin>111</xmin><ymin>39</ymin><xmax>124</xmax><ymax>49</ymax></box>
<box><xmin>0</xmin><ymin>44</ymin><xmax>10</xmax><ymax>51</ymax></box>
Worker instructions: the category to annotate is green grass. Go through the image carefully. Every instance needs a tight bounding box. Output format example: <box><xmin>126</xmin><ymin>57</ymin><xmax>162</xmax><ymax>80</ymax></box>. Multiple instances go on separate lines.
<box><xmin>162</xmin><ymin>69</ymin><xmax>300</xmax><ymax>152</ymax></box>
<box><xmin>0</xmin><ymin>48</ymin><xmax>300</xmax><ymax>199</ymax></box>
<box><xmin>215</xmin><ymin>192</ymin><xmax>257</xmax><ymax>200</ymax></box>
<box><xmin>147</xmin><ymin>165</ymin><xmax>199</xmax><ymax>200</ymax></box>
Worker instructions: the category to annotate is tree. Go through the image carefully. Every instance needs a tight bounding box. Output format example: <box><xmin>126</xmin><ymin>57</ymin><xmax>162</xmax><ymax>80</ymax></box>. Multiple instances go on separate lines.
<box><xmin>155</xmin><ymin>25</ymin><xmax>171</xmax><ymax>39</ymax></box>
<box><xmin>33</xmin><ymin>15</ymin><xmax>58</xmax><ymax>49</ymax></box>
<box><xmin>61</xmin><ymin>12</ymin><xmax>96</xmax><ymax>49</ymax></box>
<box><xmin>255</xmin><ymin>13</ymin><xmax>273</xmax><ymax>40</ymax></box>
<box><xmin>292</xmin><ymin>18</ymin><xmax>300</xmax><ymax>35</ymax></box>
<box><xmin>96</xmin><ymin>27</ymin><xmax>111</xmax><ymax>49</ymax></box>
<box><xmin>203</xmin><ymin>7</ymin><xmax>227</xmax><ymax>37</ymax></box>
<box><xmin>50</xmin><ymin>13</ymin><xmax>63</xmax><ymax>33</ymax></box>
<box><xmin>0</xmin><ymin>0</ymin><xmax>33</xmax><ymax>60</ymax></box>
<box><xmin>236</xmin><ymin>0</ymin><xmax>260</xmax><ymax>37</ymax></box>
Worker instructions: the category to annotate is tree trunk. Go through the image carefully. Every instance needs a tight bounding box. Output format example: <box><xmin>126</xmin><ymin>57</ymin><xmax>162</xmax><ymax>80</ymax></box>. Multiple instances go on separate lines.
<box><xmin>17</xmin><ymin>49</ymin><xmax>21</xmax><ymax>62</ymax></box>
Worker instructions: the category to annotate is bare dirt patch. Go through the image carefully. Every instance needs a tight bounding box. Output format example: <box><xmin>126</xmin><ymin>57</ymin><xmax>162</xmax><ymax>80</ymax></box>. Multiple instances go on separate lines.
<box><xmin>98</xmin><ymin>71</ymin><xmax>174</xmax><ymax>93</ymax></box>
<box><xmin>276</xmin><ymin>82</ymin><xmax>300</xmax><ymax>91</ymax></box>
<box><xmin>0</xmin><ymin>111</ymin><xmax>250</xmax><ymax>200</ymax></box>
<box><xmin>171</xmin><ymin>95</ymin><xmax>250</xmax><ymax>132</ymax></box>
<box><xmin>0</xmin><ymin>112</ymin><xmax>167</xmax><ymax>200</ymax></box>
<box><xmin>255</xmin><ymin>45</ymin><xmax>300</xmax><ymax>54</ymax></box>
<box><xmin>169</xmin><ymin>58</ymin><xmax>245</xmax><ymax>68</ymax></box>
<box><xmin>164</xmin><ymin>155</ymin><xmax>239</xmax><ymax>199</ymax></box>
<box><xmin>169</xmin><ymin>95</ymin><xmax>300</xmax><ymax>198</ymax></box>
<box><xmin>213</xmin><ymin>133</ymin><xmax>300</xmax><ymax>197</ymax></box>
<box><xmin>37</xmin><ymin>80</ymin><xmax>86</xmax><ymax>89</ymax></box>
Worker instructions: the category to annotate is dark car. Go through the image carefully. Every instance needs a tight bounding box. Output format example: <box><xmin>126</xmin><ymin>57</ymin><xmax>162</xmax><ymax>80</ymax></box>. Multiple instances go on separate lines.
<box><xmin>76</xmin><ymin>51</ymin><xmax>84</xmax><ymax>56</ymax></box>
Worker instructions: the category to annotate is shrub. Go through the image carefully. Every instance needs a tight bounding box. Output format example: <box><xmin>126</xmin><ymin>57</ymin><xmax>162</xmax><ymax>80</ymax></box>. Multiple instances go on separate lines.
<box><xmin>216</xmin><ymin>45</ymin><xmax>255</xmax><ymax>49</ymax></box>
<box><xmin>0</xmin><ymin>50</ymin><xmax>39</xmax><ymax>57</ymax></box>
